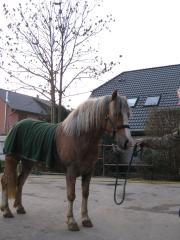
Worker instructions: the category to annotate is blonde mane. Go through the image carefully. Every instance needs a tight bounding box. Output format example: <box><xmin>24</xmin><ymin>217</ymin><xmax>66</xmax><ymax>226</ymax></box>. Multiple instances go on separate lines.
<box><xmin>62</xmin><ymin>95</ymin><xmax>110</xmax><ymax>136</ymax></box>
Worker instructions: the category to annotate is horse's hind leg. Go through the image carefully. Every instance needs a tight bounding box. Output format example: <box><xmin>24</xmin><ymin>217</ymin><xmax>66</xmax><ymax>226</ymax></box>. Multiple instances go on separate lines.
<box><xmin>66</xmin><ymin>171</ymin><xmax>79</xmax><ymax>231</ymax></box>
<box><xmin>14</xmin><ymin>160</ymin><xmax>34</xmax><ymax>214</ymax></box>
<box><xmin>1</xmin><ymin>155</ymin><xmax>18</xmax><ymax>218</ymax></box>
<box><xmin>81</xmin><ymin>173</ymin><xmax>93</xmax><ymax>227</ymax></box>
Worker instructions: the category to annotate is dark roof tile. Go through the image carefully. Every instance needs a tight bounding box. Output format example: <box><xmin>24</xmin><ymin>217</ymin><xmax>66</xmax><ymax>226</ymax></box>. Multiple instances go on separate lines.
<box><xmin>91</xmin><ymin>64</ymin><xmax>180</xmax><ymax>131</ymax></box>
<box><xmin>0</xmin><ymin>89</ymin><xmax>49</xmax><ymax>115</ymax></box>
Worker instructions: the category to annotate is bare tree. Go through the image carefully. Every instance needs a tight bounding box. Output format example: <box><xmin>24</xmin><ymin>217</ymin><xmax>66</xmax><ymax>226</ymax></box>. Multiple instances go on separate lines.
<box><xmin>0</xmin><ymin>0</ymin><xmax>120</xmax><ymax>122</ymax></box>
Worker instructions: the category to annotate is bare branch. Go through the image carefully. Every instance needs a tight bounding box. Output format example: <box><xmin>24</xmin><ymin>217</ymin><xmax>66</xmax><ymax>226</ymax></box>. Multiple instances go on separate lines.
<box><xmin>0</xmin><ymin>0</ymin><xmax>120</xmax><ymax>122</ymax></box>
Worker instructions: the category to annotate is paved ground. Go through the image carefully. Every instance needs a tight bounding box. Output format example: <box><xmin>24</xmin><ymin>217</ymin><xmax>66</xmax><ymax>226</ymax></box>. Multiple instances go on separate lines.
<box><xmin>0</xmin><ymin>174</ymin><xmax>180</xmax><ymax>240</ymax></box>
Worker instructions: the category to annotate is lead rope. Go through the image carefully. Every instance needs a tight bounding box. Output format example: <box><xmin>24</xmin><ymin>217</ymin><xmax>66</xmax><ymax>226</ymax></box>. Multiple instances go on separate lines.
<box><xmin>114</xmin><ymin>143</ymin><xmax>141</xmax><ymax>205</ymax></box>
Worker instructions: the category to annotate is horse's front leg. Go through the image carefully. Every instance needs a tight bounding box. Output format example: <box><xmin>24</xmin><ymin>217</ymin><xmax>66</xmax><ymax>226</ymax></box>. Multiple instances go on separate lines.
<box><xmin>66</xmin><ymin>172</ymin><xmax>79</xmax><ymax>231</ymax></box>
<box><xmin>81</xmin><ymin>173</ymin><xmax>93</xmax><ymax>228</ymax></box>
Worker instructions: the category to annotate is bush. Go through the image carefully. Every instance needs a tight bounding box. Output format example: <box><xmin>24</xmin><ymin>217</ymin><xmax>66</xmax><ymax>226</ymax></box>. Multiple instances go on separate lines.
<box><xmin>143</xmin><ymin>107</ymin><xmax>180</xmax><ymax>180</ymax></box>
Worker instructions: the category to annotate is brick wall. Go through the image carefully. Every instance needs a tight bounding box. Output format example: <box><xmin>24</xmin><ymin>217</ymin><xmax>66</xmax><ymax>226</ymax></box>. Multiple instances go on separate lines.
<box><xmin>0</xmin><ymin>98</ymin><xmax>49</xmax><ymax>135</ymax></box>
<box><xmin>0</xmin><ymin>98</ymin><xmax>6</xmax><ymax>135</ymax></box>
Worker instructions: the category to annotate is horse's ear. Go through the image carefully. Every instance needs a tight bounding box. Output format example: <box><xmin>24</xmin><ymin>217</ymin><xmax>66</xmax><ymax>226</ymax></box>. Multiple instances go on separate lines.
<box><xmin>111</xmin><ymin>90</ymin><xmax>118</xmax><ymax>101</ymax></box>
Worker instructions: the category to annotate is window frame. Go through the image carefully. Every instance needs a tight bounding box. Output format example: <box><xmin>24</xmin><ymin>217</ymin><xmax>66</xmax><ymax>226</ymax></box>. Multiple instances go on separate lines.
<box><xmin>127</xmin><ymin>97</ymin><xmax>138</xmax><ymax>107</ymax></box>
<box><xmin>144</xmin><ymin>96</ymin><xmax>161</xmax><ymax>106</ymax></box>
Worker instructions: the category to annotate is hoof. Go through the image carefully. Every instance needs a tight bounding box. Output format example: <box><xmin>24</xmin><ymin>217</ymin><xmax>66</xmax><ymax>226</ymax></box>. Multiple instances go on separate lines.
<box><xmin>17</xmin><ymin>207</ymin><xmax>26</xmax><ymax>214</ymax></box>
<box><xmin>3</xmin><ymin>211</ymin><xmax>14</xmax><ymax>218</ymax></box>
<box><xmin>68</xmin><ymin>222</ymin><xmax>80</xmax><ymax>231</ymax></box>
<box><xmin>82</xmin><ymin>219</ymin><xmax>93</xmax><ymax>228</ymax></box>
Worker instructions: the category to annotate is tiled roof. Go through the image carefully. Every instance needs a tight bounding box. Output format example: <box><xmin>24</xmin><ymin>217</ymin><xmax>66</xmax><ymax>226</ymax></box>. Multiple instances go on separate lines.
<box><xmin>0</xmin><ymin>89</ymin><xmax>49</xmax><ymax>115</ymax></box>
<box><xmin>91</xmin><ymin>64</ymin><xmax>180</xmax><ymax>132</ymax></box>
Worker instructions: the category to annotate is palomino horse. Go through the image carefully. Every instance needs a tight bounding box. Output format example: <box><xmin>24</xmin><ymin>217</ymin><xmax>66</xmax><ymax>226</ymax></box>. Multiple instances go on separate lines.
<box><xmin>1</xmin><ymin>90</ymin><xmax>133</xmax><ymax>231</ymax></box>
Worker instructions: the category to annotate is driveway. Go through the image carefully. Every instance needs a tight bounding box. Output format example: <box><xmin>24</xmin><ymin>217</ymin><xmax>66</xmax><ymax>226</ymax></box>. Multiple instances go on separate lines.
<box><xmin>0</xmin><ymin>175</ymin><xmax>180</xmax><ymax>240</ymax></box>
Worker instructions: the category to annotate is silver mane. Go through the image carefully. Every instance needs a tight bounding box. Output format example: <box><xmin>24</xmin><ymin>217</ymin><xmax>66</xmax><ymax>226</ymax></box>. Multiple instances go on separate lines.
<box><xmin>62</xmin><ymin>96</ymin><xmax>110</xmax><ymax>136</ymax></box>
<box><xmin>62</xmin><ymin>94</ymin><xmax>129</xmax><ymax>136</ymax></box>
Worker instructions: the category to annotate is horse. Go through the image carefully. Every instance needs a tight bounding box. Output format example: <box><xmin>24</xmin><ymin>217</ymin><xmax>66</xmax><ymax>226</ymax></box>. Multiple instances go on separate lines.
<box><xmin>0</xmin><ymin>90</ymin><xmax>134</xmax><ymax>231</ymax></box>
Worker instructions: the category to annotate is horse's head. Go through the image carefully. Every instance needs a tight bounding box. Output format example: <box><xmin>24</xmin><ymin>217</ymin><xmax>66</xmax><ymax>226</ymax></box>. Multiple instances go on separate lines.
<box><xmin>105</xmin><ymin>90</ymin><xmax>134</xmax><ymax>151</ymax></box>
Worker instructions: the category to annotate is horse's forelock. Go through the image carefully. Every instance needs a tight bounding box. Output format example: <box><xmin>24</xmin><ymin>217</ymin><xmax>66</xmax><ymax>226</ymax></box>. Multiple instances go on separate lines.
<box><xmin>110</xmin><ymin>95</ymin><xmax>129</xmax><ymax>117</ymax></box>
<box><xmin>117</xmin><ymin>95</ymin><xmax>129</xmax><ymax>114</ymax></box>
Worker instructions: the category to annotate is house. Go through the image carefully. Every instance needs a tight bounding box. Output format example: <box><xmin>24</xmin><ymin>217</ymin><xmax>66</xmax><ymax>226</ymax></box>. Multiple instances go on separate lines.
<box><xmin>0</xmin><ymin>89</ymin><xmax>51</xmax><ymax>135</ymax></box>
<box><xmin>91</xmin><ymin>64</ymin><xmax>180</xmax><ymax>136</ymax></box>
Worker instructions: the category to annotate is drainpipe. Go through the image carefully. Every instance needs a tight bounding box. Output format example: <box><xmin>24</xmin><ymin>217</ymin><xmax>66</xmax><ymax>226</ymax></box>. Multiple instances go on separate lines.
<box><xmin>4</xmin><ymin>91</ymin><xmax>9</xmax><ymax>133</ymax></box>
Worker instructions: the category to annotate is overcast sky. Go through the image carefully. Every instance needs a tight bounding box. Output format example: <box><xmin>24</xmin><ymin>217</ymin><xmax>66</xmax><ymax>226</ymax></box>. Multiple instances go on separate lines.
<box><xmin>1</xmin><ymin>0</ymin><xmax>180</xmax><ymax>108</ymax></box>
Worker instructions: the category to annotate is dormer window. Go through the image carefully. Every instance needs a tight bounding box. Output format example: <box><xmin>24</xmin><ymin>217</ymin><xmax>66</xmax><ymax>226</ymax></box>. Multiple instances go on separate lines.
<box><xmin>127</xmin><ymin>98</ymin><xmax>138</xmax><ymax>107</ymax></box>
<box><xmin>144</xmin><ymin>96</ymin><xmax>160</xmax><ymax>106</ymax></box>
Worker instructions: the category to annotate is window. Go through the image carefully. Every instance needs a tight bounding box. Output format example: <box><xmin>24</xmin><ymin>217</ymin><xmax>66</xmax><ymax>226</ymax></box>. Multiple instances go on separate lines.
<box><xmin>127</xmin><ymin>98</ymin><xmax>138</xmax><ymax>107</ymax></box>
<box><xmin>144</xmin><ymin>96</ymin><xmax>160</xmax><ymax>106</ymax></box>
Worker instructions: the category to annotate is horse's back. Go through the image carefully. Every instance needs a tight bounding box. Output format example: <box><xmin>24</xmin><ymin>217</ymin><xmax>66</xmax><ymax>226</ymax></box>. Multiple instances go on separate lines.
<box><xmin>3</xmin><ymin>119</ymin><xmax>58</xmax><ymax>167</ymax></box>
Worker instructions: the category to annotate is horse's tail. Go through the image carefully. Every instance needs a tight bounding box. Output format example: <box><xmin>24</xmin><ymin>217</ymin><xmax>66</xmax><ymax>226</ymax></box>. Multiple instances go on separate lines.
<box><xmin>3</xmin><ymin>156</ymin><xmax>18</xmax><ymax>199</ymax></box>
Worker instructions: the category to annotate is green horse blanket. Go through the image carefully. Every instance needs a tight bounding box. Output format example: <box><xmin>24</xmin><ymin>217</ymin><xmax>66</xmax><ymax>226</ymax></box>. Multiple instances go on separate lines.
<box><xmin>3</xmin><ymin>119</ymin><xmax>58</xmax><ymax>168</ymax></box>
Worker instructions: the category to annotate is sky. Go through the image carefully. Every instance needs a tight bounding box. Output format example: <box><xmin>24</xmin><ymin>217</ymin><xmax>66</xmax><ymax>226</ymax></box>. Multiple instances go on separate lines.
<box><xmin>1</xmin><ymin>0</ymin><xmax>180</xmax><ymax>108</ymax></box>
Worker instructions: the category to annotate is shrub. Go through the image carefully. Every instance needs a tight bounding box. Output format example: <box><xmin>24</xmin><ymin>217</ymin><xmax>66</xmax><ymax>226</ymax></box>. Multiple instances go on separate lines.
<box><xmin>143</xmin><ymin>107</ymin><xmax>180</xmax><ymax>180</ymax></box>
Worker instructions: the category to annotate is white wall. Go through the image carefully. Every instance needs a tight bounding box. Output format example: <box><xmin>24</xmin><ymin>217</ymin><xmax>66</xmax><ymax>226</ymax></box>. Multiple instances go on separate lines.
<box><xmin>0</xmin><ymin>136</ymin><xmax>6</xmax><ymax>160</ymax></box>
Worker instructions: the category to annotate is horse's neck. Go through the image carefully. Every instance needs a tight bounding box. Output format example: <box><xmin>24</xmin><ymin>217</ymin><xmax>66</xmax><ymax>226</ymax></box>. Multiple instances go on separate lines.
<box><xmin>72</xmin><ymin>130</ymin><xmax>102</xmax><ymax>154</ymax></box>
<box><xmin>83</xmin><ymin>128</ymin><xmax>103</xmax><ymax>143</ymax></box>
<box><xmin>61</xmin><ymin>124</ymin><xmax>104</xmax><ymax>145</ymax></box>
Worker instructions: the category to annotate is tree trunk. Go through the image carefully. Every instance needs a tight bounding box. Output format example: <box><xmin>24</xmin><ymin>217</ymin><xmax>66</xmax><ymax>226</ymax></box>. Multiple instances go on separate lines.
<box><xmin>58</xmin><ymin>32</ymin><xmax>64</xmax><ymax>123</ymax></box>
<box><xmin>58</xmin><ymin>90</ymin><xmax>62</xmax><ymax>122</ymax></box>
<box><xmin>50</xmin><ymin>68</ymin><xmax>56</xmax><ymax>123</ymax></box>
<box><xmin>50</xmin><ymin>89</ymin><xmax>56</xmax><ymax>123</ymax></box>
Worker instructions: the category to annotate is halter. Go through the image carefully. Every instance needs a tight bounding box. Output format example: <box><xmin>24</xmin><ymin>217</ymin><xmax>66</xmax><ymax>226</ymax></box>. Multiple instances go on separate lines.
<box><xmin>105</xmin><ymin>114</ymin><xmax>130</xmax><ymax>139</ymax></box>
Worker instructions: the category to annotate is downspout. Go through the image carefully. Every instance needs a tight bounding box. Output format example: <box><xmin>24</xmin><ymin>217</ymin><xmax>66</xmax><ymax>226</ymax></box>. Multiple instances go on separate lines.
<box><xmin>4</xmin><ymin>91</ymin><xmax>9</xmax><ymax>134</ymax></box>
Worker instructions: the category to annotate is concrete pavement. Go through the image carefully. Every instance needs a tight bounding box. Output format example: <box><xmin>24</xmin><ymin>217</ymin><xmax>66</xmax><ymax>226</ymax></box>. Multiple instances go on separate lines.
<box><xmin>0</xmin><ymin>175</ymin><xmax>180</xmax><ymax>240</ymax></box>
